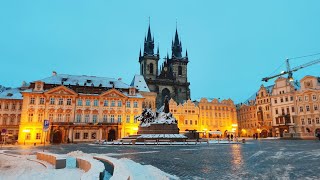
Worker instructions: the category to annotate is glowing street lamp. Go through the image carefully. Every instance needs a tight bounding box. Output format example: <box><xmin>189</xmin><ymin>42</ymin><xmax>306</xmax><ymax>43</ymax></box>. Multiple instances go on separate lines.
<box><xmin>22</xmin><ymin>129</ymin><xmax>30</xmax><ymax>145</ymax></box>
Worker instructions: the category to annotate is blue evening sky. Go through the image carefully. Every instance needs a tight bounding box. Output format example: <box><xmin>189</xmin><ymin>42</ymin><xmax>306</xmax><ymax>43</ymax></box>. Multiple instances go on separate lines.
<box><xmin>1</xmin><ymin>0</ymin><xmax>320</xmax><ymax>103</ymax></box>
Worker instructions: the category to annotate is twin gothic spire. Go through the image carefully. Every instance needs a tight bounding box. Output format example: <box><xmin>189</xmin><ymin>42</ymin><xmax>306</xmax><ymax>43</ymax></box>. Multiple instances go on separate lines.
<box><xmin>140</xmin><ymin>20</ymin><xmax>188</xmax><ymax>60</ymax></box>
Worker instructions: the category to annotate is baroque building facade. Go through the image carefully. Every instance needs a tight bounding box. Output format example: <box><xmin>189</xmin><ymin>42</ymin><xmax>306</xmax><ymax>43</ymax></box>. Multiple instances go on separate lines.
<box><xmin>0</xmin><ymin>86</ymin><xmax>23</xmax><ymax>141</ymax></box>
<box><xmin>139</xmin><ymin>24</ymin><xmax>191</xmax><ymax>108</ymax></box>
<box><xmin>169</xmin><ymin>98</ymin><xmax>237</xmax><ymax>138</ymax></box>
<box><xmin>18</xmin><ymin>73</ymin><xmax>147</xmax><ymax>144</ymax></box>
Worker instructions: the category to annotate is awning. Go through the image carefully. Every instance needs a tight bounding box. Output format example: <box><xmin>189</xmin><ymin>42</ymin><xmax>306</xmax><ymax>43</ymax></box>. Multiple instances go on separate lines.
<box><xmin>208</xmin><ymin>131</ymin><xmax>222</xmax><ymax>135</ymax></box>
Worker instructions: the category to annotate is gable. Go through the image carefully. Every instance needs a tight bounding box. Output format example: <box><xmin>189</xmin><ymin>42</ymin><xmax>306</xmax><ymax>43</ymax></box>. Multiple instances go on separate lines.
<box><xmin>100</xmin><ymin>89</ymin><xmax>127</xmax><ymax>98</ymax></box>
<box><xmin>44</xmin><ymin>85</ymin><xmax>78</xmax><ymax>96</ymax></box>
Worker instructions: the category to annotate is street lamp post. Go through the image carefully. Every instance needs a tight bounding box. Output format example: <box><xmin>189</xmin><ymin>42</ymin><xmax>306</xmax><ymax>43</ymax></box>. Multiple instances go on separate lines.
<box><xmin>22</xmin><ymin>129</ymin><xmax>30</xmax><ymax>145</ymax></box>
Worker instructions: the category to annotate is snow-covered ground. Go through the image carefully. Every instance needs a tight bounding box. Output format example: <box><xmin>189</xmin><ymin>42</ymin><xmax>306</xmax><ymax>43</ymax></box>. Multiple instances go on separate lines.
<box><xmin>0</xmin><ymin>150</ymin><xmax>178</xmax><ymax>180</ymax></box>
<box><xmin>0</xmin><ymin>151</ymin><xmax>83</xmax><ymax>180</ymax></box>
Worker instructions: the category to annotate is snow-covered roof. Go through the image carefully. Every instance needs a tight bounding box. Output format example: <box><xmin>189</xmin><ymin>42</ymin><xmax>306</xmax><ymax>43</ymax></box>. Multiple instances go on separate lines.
<box><xmin>130</xmin><ymin>75</ymin><xmax>150</xmax><ymax>92</ymax></box>
<box><xmin>0</xmin><ymin>87</ymin><xmax>23</xmax><ymax>100</ymax></box>
<box><xmin>36</xmin><ymin>74</ymin><xmax>130</xmax><ymax>89</ymax></box>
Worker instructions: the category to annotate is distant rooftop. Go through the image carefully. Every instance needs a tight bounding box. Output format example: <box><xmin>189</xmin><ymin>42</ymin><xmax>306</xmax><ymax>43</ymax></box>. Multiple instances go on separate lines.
<box><xmin>0</xmin><ymin>87</ymin><xmax>23</xmax><ymax>100</ymax></box>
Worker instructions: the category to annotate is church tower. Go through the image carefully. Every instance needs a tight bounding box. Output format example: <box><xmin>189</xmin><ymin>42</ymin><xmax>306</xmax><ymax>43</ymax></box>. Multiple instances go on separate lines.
<box><xmin>139</xmin><ymin>23</ymin><xmax>159</xmax><ymax>81</ymax></box>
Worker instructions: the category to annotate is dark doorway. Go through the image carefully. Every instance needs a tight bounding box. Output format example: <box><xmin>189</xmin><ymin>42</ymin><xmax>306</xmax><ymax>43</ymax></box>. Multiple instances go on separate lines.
<box><xmin>315</xmin><ymin>128</ymin><xmax>320</xmax><ymax>136</ymax></box>
<box><xmin>108</xmin><ymin>129</ymin><xmax>116</xmax><ymax>141</ymax></box>
<box><xmin>261</xmin><ymin>130</ymin><xmax>268</xmax><ymax>138</ymax></box>
<box><xmin>161</xmin><ymin>88</ymin><xmax>170</xmax><ymax>106</ymax></box>
<box><xmin>52</xmin><ymin>130</ymin><xmax>62</xmax><ymax>144</ymax></box>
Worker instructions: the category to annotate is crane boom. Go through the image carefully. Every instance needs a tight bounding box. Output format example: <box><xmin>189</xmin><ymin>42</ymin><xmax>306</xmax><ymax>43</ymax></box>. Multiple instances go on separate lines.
<box><xmin>262</xmin><ymin>58</ymin><xmax>320</xmax><ymax>82</ymax></box>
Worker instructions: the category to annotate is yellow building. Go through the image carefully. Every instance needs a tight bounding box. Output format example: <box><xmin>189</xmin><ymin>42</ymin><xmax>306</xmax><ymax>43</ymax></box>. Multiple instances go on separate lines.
<box><xmin>0</xmin><ymin>86</ymin><xmax>23</xmax><ymax>141</ymax></box>
<box><xmin>18</xmin><ymin>73</ymin><xmax>150</xmax><ymax>144</ymax></box>
<box><xmin>170</xmin><ymin>98</ymin><xmax>237</xmax><ymax>138</ymax></box>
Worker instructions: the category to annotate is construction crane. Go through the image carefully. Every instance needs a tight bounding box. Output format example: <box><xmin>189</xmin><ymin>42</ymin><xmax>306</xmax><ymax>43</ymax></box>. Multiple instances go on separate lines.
<box><xmin>262</xmin><ymin>58</ymin><xmax>320</xmax><ymax>82</ymax></box>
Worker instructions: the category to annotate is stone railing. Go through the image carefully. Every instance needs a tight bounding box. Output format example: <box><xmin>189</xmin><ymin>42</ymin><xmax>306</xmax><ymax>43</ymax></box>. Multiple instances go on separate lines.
<box><xmin>75</xmin><ymin>156</ymin><xmax>105</xmax><ymax>180</ymax></box>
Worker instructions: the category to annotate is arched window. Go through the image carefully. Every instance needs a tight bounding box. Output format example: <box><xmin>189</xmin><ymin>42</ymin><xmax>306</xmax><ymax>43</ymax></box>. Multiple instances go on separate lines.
<box><xmin>150</xmin><ymin>63</ymin><xmax>154</xmax><ymax>74</ymax></box>
<box><xmin>178</xmin><ymin>66</ymin><xmax>182</xmax><ymax>76</ymax></box>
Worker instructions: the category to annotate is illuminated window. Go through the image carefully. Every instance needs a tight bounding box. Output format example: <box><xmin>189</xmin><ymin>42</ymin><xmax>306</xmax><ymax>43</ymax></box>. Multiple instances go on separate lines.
<box><xmin>58</xmin><ymin>98</ymin><xmax>63</xmax><ymax>105</ymax></box>
<box><xmin>28</xmin><ymin>113</ymin><xmax>33</xmax><ymax>122</ymax></box>
<box><xmin>50</xmin><ymin>98</ymin><xmax>55</xmax><ymax>105</ymax></box>
<box><xmin>67</xmin><ymin>99</ymin><xmax>72</xmax><ymax>106</ymax></box>
<box><xmin>57</xmin><ymin>114</ymin><xmax>63</xmax><ymax>122</ymax></box>
<box><xmin>39</xmin><ymin>98</ymin><xmax>45</xmax><ymax>105</ymax></box>
<box><xmin>36</xmin><ymin>133</ymin><xmax>41</xmax><ymax>140</ymax></box>
<box><xmin>38</xmin><ymin>114</ymin><xmax>43</xmax><ymax>122</ymax></box>
<box><xmin>49</xmin><ymin>114</ymin><xmax>54</xmax><ymax>121</ymax></box>
<box><xmin>30</xmin><ymin>97</ymin><xmax>35</xmax><ymax>105</ymax></box>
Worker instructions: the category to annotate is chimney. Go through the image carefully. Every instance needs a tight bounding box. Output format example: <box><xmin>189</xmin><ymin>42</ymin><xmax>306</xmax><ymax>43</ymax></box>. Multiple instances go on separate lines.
<box><xmin>118</xmin><ymin>78</ymin><xmax>122</xmax><ymax>81</ymax></box>
<box><xmin>52</xmin><ymin>71</ymin><xmax>57</xmax><ymax>76</ymax></box>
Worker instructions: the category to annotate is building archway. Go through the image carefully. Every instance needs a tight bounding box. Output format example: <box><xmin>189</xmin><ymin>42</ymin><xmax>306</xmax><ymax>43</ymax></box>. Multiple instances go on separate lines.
<box><xmin>260</xmin><ymin>129</ymin><xmax>268</xmax><ymax>138</ymax></box>
<box><xmin>315</xmin><ymin>128</ymin><xmax>320</xmax><ymax>136</ymax></box>
<box><xmin>52</xmin><ymin>129</ymin><xmax>62</xmax><ymax>144</ymax></box>
<box><xmin>108</xmin><ymin>129</ymin><xmax>116</xmax><ymax>141</ymax></box>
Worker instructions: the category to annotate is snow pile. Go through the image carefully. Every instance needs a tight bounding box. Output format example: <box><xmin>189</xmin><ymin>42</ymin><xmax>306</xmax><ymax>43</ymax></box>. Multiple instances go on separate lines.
<box><xmin>68</xmin><ymin>151</ymin><xmax>105</xmax><ymax>180</ymax></box>
<box><xmin>94</xmin><ymin>155</ymin><xmax>179</xmax><ymax>180</ymax></box>
<box><xmin>137</xmin><ymin>134</ymin><xmax>187</xmax><ymax>139</ymax></box>
<box><xmin>136</xmin><ymin>108</ymin><xmax>177</xmax><ymax>127</ymax></box>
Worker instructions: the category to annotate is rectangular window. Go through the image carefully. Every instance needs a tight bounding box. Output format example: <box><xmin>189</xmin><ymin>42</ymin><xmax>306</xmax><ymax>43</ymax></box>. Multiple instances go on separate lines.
<box><xmin>314</xmin><ymin>105</ymin><xmax>318</xmax><ymax>111</ymax></box>
<box><xmin>312</xmin><ymin>95</ymin><xmax>317</xmax><ymax>100</ymax></box>
<box><xmin>126</xmin><ymin>115</ymin><xmax>130</xmax><ymax>123</ymax></box>
<box><xmin>36</xmin><ymin>133</ymin><xmax>41</xmax><ymax>140</ymax></box>
<box><xmin>316</xmin><ymin>118</ymin><xmax>319</xmax><ymax>124</ymax></box>
<box><xmin>58</xmin><ymin>98</ymin><xmax>63</xmax><ymax>105</ymax></box>
<box><xmin>83</xmin><ymin>133</ymin><xmax>89</xmax><ymax>139</ymax></box>
<box><xmin>280</xmin><ymin>98</ymin><xmax>283</xmax><ymax>103</ymax></box>
<box><xmin>85</xmin><ymin>114</ymin><xmax>90</xmax><ymax>123</ymax></box>
<box><xmin>4</xmin><ymin>104</ymin><xmax>8</xmax><ymax>110</ymax></box>
<box><xmin>103</xmin><ymin>115</ymin><xmax>108</xmax><ymax>122</ymax></box>
<box><xmin>274</xmin><ymin>99</ymin><xmax>277</xmax><ymax>104</ymax></box>
<box><xmin>57</xmin><ymin>114</ymin><xmax>63</xmax><ymax>122</ymax></box>
<box><xmin>91</xmin><ymin>132</ymin><xmax>96</xmax><ymax>139</ymax></box>
<box><xmin>118</xmin><ymin>101</ymin><xmax>122</xmax><ymax>107</ymax></box>
<box><xmin>134</xmin><ymin>117</ymin><xmax>137</xmax><ymax>123</ymax></box>
<box><xmin>92</xmin><ymin>115</ymin><xmax>97</xmax><ymax>123</ymax></box>
<box><xmin>30</xmin><ymin>97</ymin><xmax>35</xmax><ymax>105</ymax></box>
<box><xmin>94</xmin><ymin>100</ymin><xmax>99</xmax><ymax>106</ymax></box>
<box><xmin>39</xmin><ymin>98</ymin><xmax>45</xmax><ymax>105</ymax></box>
<box><xmin>305</xmin><ymin>96</ymin><xmax>309</xmax><ymax>101</ymax></box>
<box><xmin>67</xmin><ymin>98</ymin><xmax>72</xmax><ymax>106</ymax></box>
<box><xmin>12</xmin><ymin>103</ymin><xmax>16</xmax><ymax>110</ymax></box>
<box><xmin>104</xmin><ymin>100</ymin><xmax>109</xmax><ymax>106</ymax></box>
<box><xmin>50</xmin><ymin>98</ymin><xmax>55</xmax><ymax>105</ymax></box>
<box><xmin>76</xmin><ymin>114</ymin><xmax>82</xmax><ymax>123</ymax></box>
<box><xmin>66</xmin><ymin>114</ymin><xmax>71</xmax><ymax>122</ymax></box>
<box><xmin>306</xmin><ymin>106</ymin><xmax>310</xmax><ymax>111</ymax></box>
<box><xmin>75</xmin><ymin>132</ymin><xmax>80</xmax><ymax>139</ymax></box>
<box><xmin>291</xmin><ymin>106</ymin><xmax>295</xmax><ymax>113</ymax></box>
<box><xmin>195</xmin><ymin>120</ymin><xmax>198</xmax><ymax>125</ymax></box>
<box><xmin>290</xmin><ymin>96</ymin><xmax>293</xmax><ymax>101</ymax></box>
<box><xmin>25</xmin><ymin>133</ymin><xmax>31</xmax><ymax>140</ymax></box>
<box><xmin>308</xmin><ymin>118</ymin><xmax>311</xmax><ymax>124</ymax></box>
<box><xmin>111</xmin><ymin>101</ymin><xmax>115</xmax><ymax>107</ymax></box>
<box><xmin>110</xmin><ymin>115</ymin><xmax>114</xmax><ymax>123</ymax></box>
<box><xmin>185</xmin><ymin>120</ymin><xmax>188</xmax><ymax>125</ymax></box>
<box><xmin>190</xmin><ymin>120</ymin><xmax>192</xmax><ymax>125</ymax></box>
<box><xmin>38</xmin><ymin>113</ymin><xmax>43</xmax><ymax>122</ymax></box>
<box><xmin>134</xmin><ymin>102</ymin><xmax>138</xmax><ymax>108</ymax></box>
<box><xmin>118</xmin><ymin>115</ymin><xmax>122</xmax><ymax>123</ymax></box>
<box><xmin>49</xmin><ymin>114</ymin><xmax>54</xmax><ymax>121</ymax></box>
<box><xmin>126</xmin><ymin>101</ymin><xmax>131</xmax><ymax>107</ymax></box>
<box><xmin>28</xmin><ymin>113</ymin><xmax>33</xmax><ymax>122</ymax></box>
<box><xmin>285</xmin><ymin>97</ymin><xmax>288</xmax><ymax>102</ymax></box>
<box><xmin>300</xmin><ymin>106</ymin><xmax>303</xmax><ymax>112</ymax></box>
<box><xmin>77</xmin><ymin>99</ymin><xmax>83</xmax><ymax>106</ymax></box>
<box><xmin>85</xmin><ymin>100</ymin><xmax>90</xmax><ymax>106</ymax></box>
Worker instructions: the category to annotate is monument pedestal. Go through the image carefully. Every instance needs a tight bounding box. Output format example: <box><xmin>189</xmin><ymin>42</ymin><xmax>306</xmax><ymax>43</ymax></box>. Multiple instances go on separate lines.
<box><xmin>138</xmin><ymin>124</ymin><xmax>179</xmax><ymax>134</ymax></box>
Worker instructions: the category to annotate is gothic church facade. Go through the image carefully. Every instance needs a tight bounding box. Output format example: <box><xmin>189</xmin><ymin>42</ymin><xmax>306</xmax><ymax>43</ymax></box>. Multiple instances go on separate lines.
<box><xmin>138</xmin><ymin>24</ymin><xmax>191</xmax><ymax>108</ymax></box>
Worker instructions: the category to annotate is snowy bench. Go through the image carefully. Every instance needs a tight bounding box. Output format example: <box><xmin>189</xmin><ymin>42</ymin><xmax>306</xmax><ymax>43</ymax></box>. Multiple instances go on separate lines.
<box><xmin>36</xmin><ymin>152</ymin><xmax>66</xmax><ymax>169</ymax></box>
<box><xmin>144</xmin><ymin>139</ymin><xmax>158</xmax><ymax>145</ymax></box>
<box><xmin>185</xmin><ymin>139</ymin><xmax>198</xmax><ymax>145</ymax></box>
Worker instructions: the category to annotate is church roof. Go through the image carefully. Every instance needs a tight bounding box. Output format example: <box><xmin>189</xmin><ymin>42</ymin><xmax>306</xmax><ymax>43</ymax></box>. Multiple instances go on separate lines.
<box><xmin>130</xmin><ymin>75</ymin><xmax>150</xmax><ymax>92</ymax></box>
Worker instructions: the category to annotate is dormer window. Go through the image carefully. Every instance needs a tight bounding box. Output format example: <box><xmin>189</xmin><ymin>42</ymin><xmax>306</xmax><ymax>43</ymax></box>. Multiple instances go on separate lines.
<box><xmin>87</xmin><ymin>80</ymin><xmax>92</xmax><ymax>83</ymax></box>
<box><xmin>129</xmin><ymin>88</ymin><xmax>136</xmax><ymax>96</ymax></box>
<box><xmin>34</xmin><ymin>81</ymin><xmax>44</xmax><ymax>91</ymax></box>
